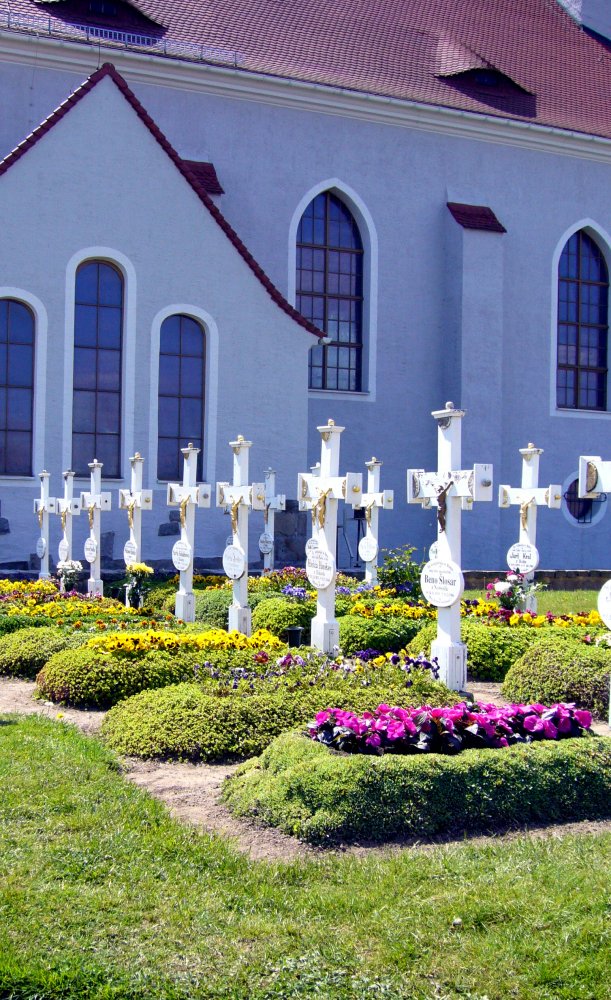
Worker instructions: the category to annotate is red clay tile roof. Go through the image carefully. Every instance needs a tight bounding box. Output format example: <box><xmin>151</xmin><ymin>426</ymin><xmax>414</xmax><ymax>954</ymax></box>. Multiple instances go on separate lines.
<box><xmin>0</xmin><ymin>63</ymin><xmax>319</xmax><ymax>338</ymax></box>
<box><xmin>181</xmin><ymin>160</ymin><xmax>224</xmax><ymax>195</ymax></box>
<box><xmin>5</xmin><ymin>0</ymin><xmax>611</xmax><ymax>138</ymax></box>
<box><xmin>447</xmin><ymin>203</ymin><xmax>507</xmax><ymax>234</ymax></box>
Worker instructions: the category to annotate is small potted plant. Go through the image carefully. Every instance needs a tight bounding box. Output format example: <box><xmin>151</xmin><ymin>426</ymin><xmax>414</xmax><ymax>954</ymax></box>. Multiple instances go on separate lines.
<box><xmin>56</xmin><ymin>559</ymin><xmax>83</xmax><ymax>593</ymax></box>
<box><xmin>125</xmin><ymin>562</ymin><xmax>154</xmax><ymax>609</ymax></box>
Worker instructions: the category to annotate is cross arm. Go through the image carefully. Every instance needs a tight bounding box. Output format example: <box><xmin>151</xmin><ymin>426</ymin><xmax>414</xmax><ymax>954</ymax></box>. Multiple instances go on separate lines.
<box><xmin>216</xmin><ymin>483</ymin><xmax>265</xmax><ymax>511</ymax></box>
<box><xmin>357</xmin><ymin>489</ymin><xmax>394</xmax><ymax>511</ymax></box>
<box><xmin>298</xmin><ymin>472</ymin><xmax>363</xmax><ymax>510</ymax></box>
<box><xmin>80</xmin><ymin>491</ymin><xmax>111</xmax><ymax>511</ymax></box>
<box><xmin>167</xmin><ymin>483</ymin><xmax>211</xmax><ymax>508</ymax></box>
<box><xmin>33</xmin><ymin>497</ymin><xmax>57</xmax><ymax>514</ymax></box>
<box><xmin>578</xmin><ymin>456</ymin><xmax>611</xmax><ymax>498</ymax></box>
<box><xmin>498</xmin><ymin>485</ymin><xmax>562</xmax><ymax>509</ymax></box>
<box><xmin>119</xmin><ymin>488</ymin><xmax>153</xmax><ymax>510</ymax></box>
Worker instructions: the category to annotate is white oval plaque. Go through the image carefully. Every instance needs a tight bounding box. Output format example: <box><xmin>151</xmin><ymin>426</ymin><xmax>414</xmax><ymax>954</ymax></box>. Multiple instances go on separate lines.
<box><xmin>306</xmin><ymin>549</ymin><xmax>336</xmax><ymax>590</ymax></box>
<box><xmin>358</xmin><ymin>535</ymin><xmax>378</xmax><ymax>563</ymax></box>
<box><xmin>420</xmin><ymin>559</ymin><xmax>464</xmax><ymax>608</ymax></box>
<box><xmin>258</xmin><ymin>531</ymin><xmax>274</xmax><ymax>555</ymax></box>
<box><xmin>429</xmin><ymin>541</ymin><xmax>439</xmax><ymax>561</ymax></box>
<box><xmin>123</xmin><ymin>539</ymin><xmax>138</xmax><ymax>566</ymax></box>
<box><xmin>172</xmin><ymin>540</ymin><xmax>192</xmax><ymax>572</ymax></box>
<box><xmin>84</xmin><ymin>537</ymin><xmax>98</xmax><ymax>564</ymax></box>
<box><xmin>58</xmin><ymin>538</ymin><xmax>69</xmax><ymax>562</ymax></box>
<box><xmin>36</xmin><ymin>537</ymin><xmax>46</xmax><ymax>559</ymax></box>
<box><xmin>506</xmin><ymin>542</ymin><xmax>539</xmax><ymax>574</ymax></box>
<box><xmin>223</xmin><ymin>544</ymin><xmax>246</xmax><ymax>580</ymax></box>
<box><xmin>597</xmin><ymin>580</ymin><xmax>611</xmax><ymax>630</ymax></box>
<box><xmin>305</xmin><ymin>537</ymin><xmax>319</xmax><ymax>558</ymax></box>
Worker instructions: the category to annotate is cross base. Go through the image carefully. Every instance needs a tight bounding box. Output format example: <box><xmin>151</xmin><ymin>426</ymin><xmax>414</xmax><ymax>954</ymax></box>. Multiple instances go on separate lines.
<box><xmin>310</xmin><ymin>617</ymin><xmax>340</xmax><ymax>655</ymax></box>
<box><xmin>87</xmin><ymin>578</ymin><xmax>103</xmax><ymax>598</ymax></box>
<box><xmin>228</xmin><ymin>605</ymin><xmax>251</xmax><ymax>636</ymax></box>
<box><xmin>175</xmin><ymin>591</ymin><xmax>195</xmax><ymax>623</ymax></box>
<box><xmin>431</xmin><ymin>639</ymin><xmax>467</xmax><ymax>692</ymax></box>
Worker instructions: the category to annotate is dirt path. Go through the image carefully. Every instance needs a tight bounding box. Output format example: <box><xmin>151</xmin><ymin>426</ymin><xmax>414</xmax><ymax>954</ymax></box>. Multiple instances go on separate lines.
<box><xmin>1</xmin><ymin>676</ymin><xmax>609</xmax><ymax>861</ymax></box>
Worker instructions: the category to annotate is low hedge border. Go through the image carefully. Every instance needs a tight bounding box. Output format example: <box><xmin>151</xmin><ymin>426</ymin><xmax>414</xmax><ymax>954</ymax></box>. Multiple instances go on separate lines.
<box><xmin>223</xmin><ymin>731</ymin><xmax>611</xmax><ymax>845</ymax></box>
<box><xmin>408</xmin><ymin>619</ymin><xmax>548</xmax><ymax>681</ymax></box>
<box><xmin>502</xmin><ymin>636</ymin><xmax>611</xmax><ymax>718</ymax></box>
<box><xmin>101</xmin><ymin>677</ymin><xmax>455</xmax><ymax>761</ymax></box>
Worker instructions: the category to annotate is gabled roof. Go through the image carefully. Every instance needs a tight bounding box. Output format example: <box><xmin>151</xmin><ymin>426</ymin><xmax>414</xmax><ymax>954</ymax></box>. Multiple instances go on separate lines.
<box><xmin>4</xmin><ymin>0</ymin><xmax>611</xmax><ymax>138</ymax></box>
<box><xmin>0</xmin><ymin>63</ymin><xmax>319</xmax><ymax>338</ymax></box>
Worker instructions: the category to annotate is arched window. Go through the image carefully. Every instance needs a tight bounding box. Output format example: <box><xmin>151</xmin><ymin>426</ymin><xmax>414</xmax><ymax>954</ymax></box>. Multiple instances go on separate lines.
<box><xmin>0</xmin><ymin>299</ymin><xmax>35</xmax><ymax>475</ymax></box>
<box><xmin>296</xmin><ymin>192</ymin><xmax>363</xmax><ymax>391</ymax></box>
<box><xmin>72</xmin><ymin>261</ymin><xmax>123</xmax><ymax>477</ymax></box>
<box><xmin>157</xmin><ymin>314</ymin><xmax>205</xmax><ymax>481</ymax></box>
<box><xmin>557</xmin><ymin>231</ymin><xmax>609</xmax><ymax>410</ymax></box>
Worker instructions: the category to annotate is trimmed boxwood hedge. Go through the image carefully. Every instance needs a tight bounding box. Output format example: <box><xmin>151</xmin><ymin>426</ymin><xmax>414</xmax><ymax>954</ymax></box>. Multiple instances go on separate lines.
<box><xmin>36</xmin><ymin>647</ymin><xmax>201</xmax><ymax>708</ymax></box>
<box><xmin>193</xmin><ymin>589</ymin><xmax>269</xmax><ymax>629</ymax></box>
<box><xmin>502</xmin><ymin>636</ymin><xmax>611</xmax><ymax>718</ymax></box>
<box><xmin>101</xmin><ymin>675</ymin><xmax>455</xmax><ymax>761</ymax></box>
<box><xmin>338</xmin><ymin>614</ymin><xmax>423</xmax><ymax>655</ymax></box>
<box><xmin>223</xmin><ymin>730</ymin><xmax>611</xmax><ymax>844</ymax></box>
<box><xmin>251</xmin><ymin>597</ymin><xmax>315</xmax><ymax>642</ymax></box>
<box><xmin>407</xmin><ymin>619</ymin><xmax>544</xmax><ymax>682</ymax></box>
<box><xmin>0</xmin><ymin>625</ymin><xmax>84</xmax><ymax>679</ymax></box>
<box><xmin>0</xmin><ymin>614</ymin><xmax>57</xmax><ymax>637</ymax></box>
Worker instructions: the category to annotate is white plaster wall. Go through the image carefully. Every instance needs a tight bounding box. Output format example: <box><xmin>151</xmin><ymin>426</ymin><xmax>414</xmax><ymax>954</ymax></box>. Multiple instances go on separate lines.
<box><xmin>0</xmin><ymin>55</ymin><xmax>610</xmax><ymax>567</ymax></box>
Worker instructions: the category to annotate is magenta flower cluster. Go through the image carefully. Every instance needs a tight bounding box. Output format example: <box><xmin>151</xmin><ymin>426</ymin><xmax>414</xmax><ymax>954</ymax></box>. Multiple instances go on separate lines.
<box><xmin>307</xmin><ymin>701</ymin><xmax>593</xmax><ymax>756</ymax></box>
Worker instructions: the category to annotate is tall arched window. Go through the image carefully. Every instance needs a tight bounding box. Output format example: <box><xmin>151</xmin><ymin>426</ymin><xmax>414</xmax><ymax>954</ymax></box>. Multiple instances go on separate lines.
<box><xmin>72</xmin><ymin>261</ymin><xmax>123</xmax><ymax>477</ymax></box>
<box><xmin>0</xmin><ymin>299</ymin><xmax>35</xmax><ymax>475</ymax></box>
<box><xmin>158</xmin><ymin>314</ymin><xmax>205</xmax><ymax>481</ymax></box>
<box><xmin>296</xmin><ymin>192</ymin><xmax>363</xmax><ymax>391</ymax></box>
<box><xmin>557</xmin><ymin>230</ymin><xmax>609</xmax><ymax>410</ymax></box>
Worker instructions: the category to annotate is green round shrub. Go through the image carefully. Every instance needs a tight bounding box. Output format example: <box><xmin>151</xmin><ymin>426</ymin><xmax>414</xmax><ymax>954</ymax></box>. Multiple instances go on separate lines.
<box><xmin>0</xmin><ymin>625</ymin><xmax>80</xmax><ymax>679</ymax></box>
<box><xmin>101</xmin><ymin>674</ymin><xmax>455</xmax><ymax>761</ymax></box>
<box><xmin>0</xmin><ymin>614</ymin><xmax>57</xmax><ymax>636</ymax></box>
<box><xmin>142</xmin><ymin>581</ymin><xmax>176</xmax><ymax>615</ymax></box>
<box><xmin>36</xmin><ymin>647</ymin><xmax>200</xmax><ymax>708</ymax></box>
<box><xmin>406</xmin><ymin>619</ymin><xmax>538</xmax><ymax>681</ymax></box>
<box><xmin>251</xmin><ymin>597</ymin><xmax>315</xmax><ymax>641</ymax></box>
<box><xmin>193</xmin><ymin>590</ymin><xmax>233</xmax><ymax>628</ymax></box>
<box><xmin>502</xmin><ymin>636</ymin><xmax>611</xmax><ymax>718</ymax></box>
<box><xmin>338</xmin><ymin>614</ymin><xmax>423</xmax><ymax>655</ymax></box>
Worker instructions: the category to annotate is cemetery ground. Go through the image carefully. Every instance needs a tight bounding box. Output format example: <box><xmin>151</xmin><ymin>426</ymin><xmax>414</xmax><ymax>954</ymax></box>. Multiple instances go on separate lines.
<box><xmin>0</xmin><ymin>577</ymin><xmax>610</xmax><ymax>1000</ymax></box>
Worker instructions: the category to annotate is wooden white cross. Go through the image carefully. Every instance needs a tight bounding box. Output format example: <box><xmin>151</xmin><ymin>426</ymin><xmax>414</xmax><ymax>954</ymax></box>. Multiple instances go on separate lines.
<box><xmin>355</xmin><ymin>457</ymin><xmax>393</xmax><ymax>585</ymax></box>
<box><xmin>80</xmin><ymin>459</ymin><xmax>112</xmax><ymax>597</ymax></box>
<box><xmin>216</xmin><ymin>435</ymin><xmax>265</xmax><ymax>635</ymax></box>
<box><xmin>167</xmin><ymin>442</ymin><xmax>212</xmax><ymax>623</ymax></box>
<box><xmin>407</xmin><ymin>402</ymin><xmax>493</xmax><ymax>691</ymax></box>
<box><xmin>53</xmin><ymin>470</ymin><xmax>81</xmax><ymax>590</ymax></box>
<box><xmin>119</xmin><ymin>452</ymin><xmax>153</xmax><ymax>568</ymax></box>
<box><xmin>298</xmin><ymin>419</ymin><xmax>363</xmax><ymax>652</ymax></box>
<box><xmin>578</xmin><ymin>455</ymin><xmax>611</xmax><ymax>498</ymax></box>
<box><xmin>258</xmin><ymin>468</ymin><xmax>286</xmax><ymax>573</ymax></box>
<box><xmin>33</xmin><ymin>470</ymin><xmax>56</xmax><ymax>580</ymax></box>
<box><xmin>498</xmin><ymin>443</ymin><xmax>561</xmax><ymax>611</ymax></box>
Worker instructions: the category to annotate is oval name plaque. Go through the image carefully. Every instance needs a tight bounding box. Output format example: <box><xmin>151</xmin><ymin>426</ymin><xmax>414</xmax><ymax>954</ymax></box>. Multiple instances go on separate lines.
<box><xmin>305</xmin><ymin>537</ymin><xmax>319</xmax><ymax>558</ymax></box>
<box><xmin>84</xmin><ymin>537</ymin><xmax>98</xmax><ymax>564</ymax></box>
<box><xmin>420</xmin><ymin>559</ymin><xmax>464</xmax><ymax>608</ymax></box>
<box><xmin>506</xmin><ymin>542</ymin><xmax>539</xmax><ymax>574</ymax></box>
<box><xmin>172</xmin><ymin>540</ymin><xmax>192</xmax><ymax>572</ymax></box>
<box><xmin>223</xmin><ymin>544</ymin><xmax>246</xmax><ymax>580</ymax></box>
<box><xmin>58</xmin><ymin>538</ymin><xmax>69</xmax><ymax>563</ymax></box>
<box><xmin>36</xmin><ymin>537</ymin><xmax>46</xmax><ymax>559</ymax></box>
<box><xmin>258</xmin><ymin>531</ymin><xmax>274</xmax><ymax>555</ymax></box>
<box><xmin>123</xmin><ymin>539</ymin><xmax>138</xmax><ymax>566</ymax></box>
<box><xmin>306</xmin><ymin>548</ymin><xmax>336</xmax><ymax>590</ymax></box>
<box><xmin>358</xmin><ymin>535</ymin><xmax>378</xmax><ymax>563</ymax></box>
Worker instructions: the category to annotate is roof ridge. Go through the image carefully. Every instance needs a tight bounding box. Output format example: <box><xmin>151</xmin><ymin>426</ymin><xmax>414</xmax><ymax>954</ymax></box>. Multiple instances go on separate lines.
<box><xmin>0</xmin><ymin>62</ymin><xmax>320</xmax><ymax>339</ymax></box>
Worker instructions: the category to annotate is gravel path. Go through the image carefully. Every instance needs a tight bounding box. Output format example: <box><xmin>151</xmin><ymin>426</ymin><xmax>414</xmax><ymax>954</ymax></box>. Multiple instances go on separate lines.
<box><xmin>1</xmin><ymin>676</ymin><xmax>609</xmax><ymax>860</ymax></box>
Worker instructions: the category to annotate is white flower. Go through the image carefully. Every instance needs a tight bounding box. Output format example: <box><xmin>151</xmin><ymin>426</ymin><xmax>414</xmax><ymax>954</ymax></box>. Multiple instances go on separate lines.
<box><xmin>507</xmin><ymin>574</ymin><xmax>520</xmax><ymax>583</ymax></box>
<box><xmin>494</xmin><ymin>582</ymin><xmax>511</xmax><ymax>594</ymax></box>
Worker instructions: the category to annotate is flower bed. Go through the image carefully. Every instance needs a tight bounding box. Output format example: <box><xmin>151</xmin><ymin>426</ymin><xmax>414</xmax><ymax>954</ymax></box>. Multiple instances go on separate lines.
<box><xmin>86</xmin><ymin>627</ymin><xmax>284</xmax><ymax>656</ymax></box>
<box><xmin>308</xmin><ymin>701</ymin><xmax>593</xmax><ymax>755</ymax></box>
<box><xmin>223</xmin><ymin>731</ymin><xmax>611</xmax><ymax>844</ymax></box>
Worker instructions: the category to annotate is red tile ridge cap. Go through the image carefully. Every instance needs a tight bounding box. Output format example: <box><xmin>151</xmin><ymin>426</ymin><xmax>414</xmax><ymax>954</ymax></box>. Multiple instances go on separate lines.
<box><xmin>0</xmin><ymin>62</ymin><xmax>320</xmax><ymax>339</ymax></box>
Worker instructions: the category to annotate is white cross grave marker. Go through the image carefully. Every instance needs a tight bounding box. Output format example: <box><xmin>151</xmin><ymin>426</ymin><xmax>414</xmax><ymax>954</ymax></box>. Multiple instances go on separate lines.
<box><xmin>119</xmin><ymin>452</ymin><xmax>153</xmax><ymax>567</ymax></box>
<box><xmin>53</xmin><ymin>470</ymin><xmax>81</xmax><ymax>590</ymax></box>
<box><xmin>407</xmin><ymin>402</ymin><xmax>493</xmax><ymax>691</ymax></box>
<box><xmin>355</xmin><ymin>457</ymin><xmax>394</xmax><ymax>585</ymax></box>
<box><xmin>216</xmin><ymin>436</ymin><xmax>265</xmax><ymax>635</ymax></box>
<box><xmin>80</xmin><ymin>459</ymin><xmax>112</xmax><ymax>597</ymax></box>
<box><xmin>33</xmin><ymin>470</ymin><xmax>56</xmax><ymax>580</ymax></box>
<box><xmin>298</xmin><ymin>419</ymin><xmax>363</xmax><ymax>652</ymax></box>
<box><xmin>167</xmin><ymin>443</ymin><xmax>212</xmax><ymax>622</ymax></box>
<box><xmin>498</xmin><ymin>443</ymin><xmax>562</xmax><ymax>611</ymax></box>
<box><xmin>258</xmin><ymin>468</ymin><xmax>285</xmax><ymax>573</ymax></box>
<box><xmin>578</xmin><ymin>455</ymin><xmax>611</xmax><ymax>500</ymax></box>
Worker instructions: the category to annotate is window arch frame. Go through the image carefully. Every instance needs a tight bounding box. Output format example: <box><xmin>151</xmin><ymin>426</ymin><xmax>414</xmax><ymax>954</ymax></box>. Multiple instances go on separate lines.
<box><xmin>550</xmin><ymin>220</ymin><xmax>611</xmax><ymax>420</ymax></box>
<box><xmin>157</xmin><ymin>312</ymin><xmax>207</xmax><ymax>482</ymax></box>
<box><xmin>288</xmin><ymin>179</ymin><xmax>378</xmax><ymax>401</ymax></box>
<box><xmin>0</xmin><ymin>287</ymin><xmax>47</xmax><ymax>479</ymax></box>
<box><xmin>0</xmin><ymin>297</ymin><xmax>36</xmax><ymax>477</ymax></box>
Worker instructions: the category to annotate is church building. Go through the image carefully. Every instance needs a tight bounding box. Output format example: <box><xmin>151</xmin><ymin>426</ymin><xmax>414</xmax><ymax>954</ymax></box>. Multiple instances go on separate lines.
<box><xmin>0</xmin><ymin>0</ymin><xmax>609</xmax><ymax>571</ymax></box>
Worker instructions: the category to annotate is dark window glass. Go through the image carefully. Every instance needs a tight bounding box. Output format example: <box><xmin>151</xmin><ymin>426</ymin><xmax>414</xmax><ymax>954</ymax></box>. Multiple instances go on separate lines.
<box><xmin>158</xmin><ymin>314</ymin><xmax>205</xmax><ymax>481</ymax></box>
<box><xmin>557</xmin><ymin>231</ymin><xmax>609</xmax><ymax>411</ymax></box>
<box><xmin>563</xmin><ymin>478</ymin><xmax>607</xmax><ymax>524</ymax></box>
<box><xmin>296</xmin><ymin>192</ymin><xmax>364</xmax><ymax>391</ymax></box>
<box><xmin>0</xmin><ymin>299</ymin><xmax>34</xmax><ymax>475</ymax></box>
<box><xmin>72</xmin><ymin>261</ymin><xmax>123</xmax><ymax>477</ymax></box>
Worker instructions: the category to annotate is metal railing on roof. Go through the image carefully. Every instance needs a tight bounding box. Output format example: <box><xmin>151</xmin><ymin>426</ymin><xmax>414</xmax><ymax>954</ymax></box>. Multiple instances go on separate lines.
<box><xmin>0</xmin><ymin>8</ymin><xmax>242</xmax><ymax>67</ymax></box>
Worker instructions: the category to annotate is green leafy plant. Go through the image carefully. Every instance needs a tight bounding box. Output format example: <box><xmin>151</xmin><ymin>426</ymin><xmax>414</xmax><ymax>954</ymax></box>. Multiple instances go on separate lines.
<box><xmin>251</xmin><ymin>596</ymin><xmax>315</xmax><ymax>641</ymax></box>
<box><xmin>407</xmin><ymin>619</ymin><xmax>539</xmax><ymax>681</ymax></box>
<box><xmin>0</xmin><ymin>625</ymin><xmax>84</xmax><ymax>679</ymax></box>
<box><xmin>502</xmin><ymin>635</ymin><xmax>611</xmax><ymax>718</ymax></box>
<box><xmin>339</xmin><ymin>614</ymin><xmax>423</xmax><ymax>655</ymax></box>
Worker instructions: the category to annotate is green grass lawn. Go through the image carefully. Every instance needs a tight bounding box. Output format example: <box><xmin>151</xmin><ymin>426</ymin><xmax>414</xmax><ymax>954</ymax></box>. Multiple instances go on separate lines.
<box><xmin>1</xmin><ymin>714</ymin><xmax>610</xmax><ymax>1000</ymax></box>
<box><xmin>464</xmin><ymin>589</ymin><xmax>601</xmax><ymax>617</ymax></box>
